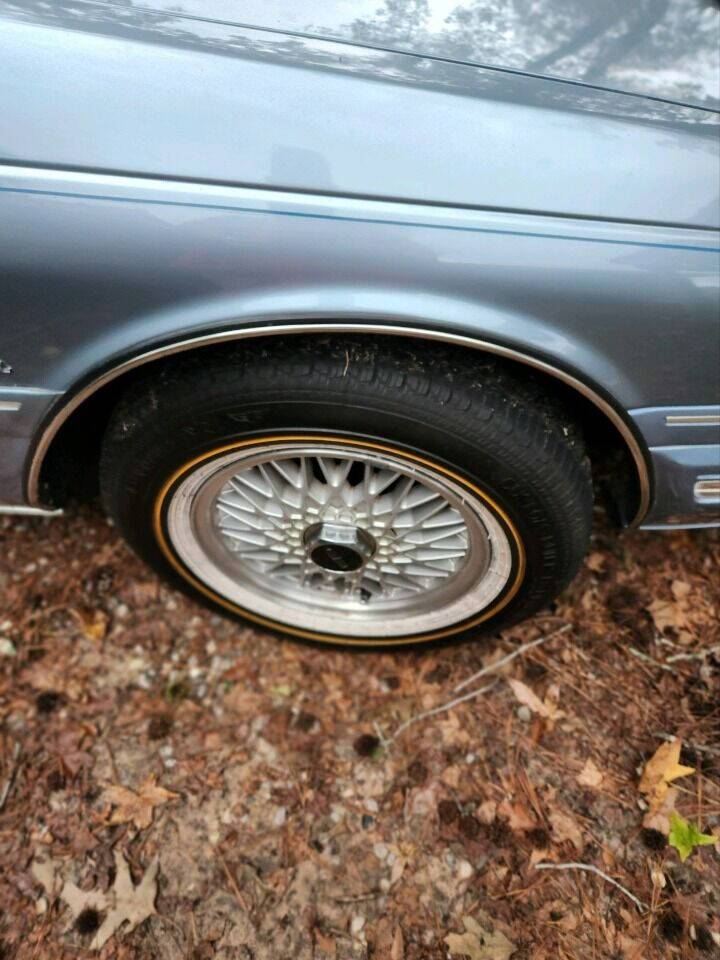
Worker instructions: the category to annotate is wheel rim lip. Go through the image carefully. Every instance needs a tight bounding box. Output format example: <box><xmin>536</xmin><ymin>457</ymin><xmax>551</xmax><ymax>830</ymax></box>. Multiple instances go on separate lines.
<box><xmin>159</xmin><ymin>437</ymin><xmax>520</xmax><ymax>640</ymax></box>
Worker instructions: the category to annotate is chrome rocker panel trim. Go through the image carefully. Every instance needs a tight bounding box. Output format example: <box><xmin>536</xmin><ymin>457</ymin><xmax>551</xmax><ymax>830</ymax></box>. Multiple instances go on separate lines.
<box><xmin>0</xmin><ymin>504</ymin><xmax>63</xmax><ymax>516</ymax></box>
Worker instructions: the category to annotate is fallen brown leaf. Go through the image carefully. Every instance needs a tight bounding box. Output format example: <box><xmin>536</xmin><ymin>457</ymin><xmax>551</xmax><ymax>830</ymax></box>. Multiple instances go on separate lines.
<box><xmin>445</xmin><ymin>915</ymin><xmax>515</xmax><ymax>960</ymax></box>
<box><xmin>577</xmin><ymin>758</ymin><xmax>604</xmax><ymax>789</ymax></box>
<box><xmin>638</xmin><ymin>740</ymin><xmax>694</xmax><ymax>816</ymax></box>
<box><xmin>642</xmin><ymin>787</ymin><xmax>678</xmax><ymax>835</ymax></box>
<box><xmin>507</xmin><ymin>679</ymin><xmax>564</xmax><ymax>722</ymax></box>
<box><xmin>549</xmin><ymin>809</ymin><xmax>584</xmax><ymax>851</ymax></box>
<box><xmin>102</xmin><ymin>774</ymin><xmax>179</xmax><ymax>830</ymax></box>
<box><xmin>647</xmin><ymin>595</ymin><xmax>691</xmax><ymax>634</ymax></box>
<box><xmin>497</xmin><ymin>799</ymin><xmax>536</xmax><ymax>832</ymax></box>
<box><xmin>61</xmin><ymin>850</ymin><xmax>158</xmax><ymax>949</ymax></box>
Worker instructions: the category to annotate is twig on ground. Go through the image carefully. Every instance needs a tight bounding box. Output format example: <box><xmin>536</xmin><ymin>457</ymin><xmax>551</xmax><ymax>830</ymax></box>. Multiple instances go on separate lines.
<box><xmin>628</xmin><ymin>647</ymin><xmax>674</xmax><ymax>673</ymax></box>
<box><xmin>389</xmin><ymin>680</ymin><xmax>499</xmax><ymax>742</ymax></box>
<box><xmin>665</xmin><ymin>642</ymin><xmax>720</xmax><ymax>663</ymax></box>
<box><xmin>0</xmin><ymin>741</ymin><xmax>20</xmax><ymax>811</ymax></box>
<box><xmin>385</xmin><ymin>624</ymin><xmax>572</xmax><ymax>742</ymax></box>
<box><xmin>372</xmin><ymin>720</ymin><xmax>391</xmax><ymax>751</ymax></box>
<box><xmin>453</xmin><ymin>624</ymin><xmax>573</xmax><ymax>693</ymax></box>
<box><xmin>653</xmin><ymin>732</ymin><xmax>720</xmax><ymax>758</ymax></box>
<box><xmin>333</xmin><ymin>890</ymin><xmax>382</xmax><ymax>903</ymax></box>
<box><xmin>214</xmin><ymin>847</ymin><xmax>251</xmax><ymax>912</ymax></box>
<box><xmin>534</xmin><ymin>861</ymin><xmax>647</xmax><ymax>912</ymax></box>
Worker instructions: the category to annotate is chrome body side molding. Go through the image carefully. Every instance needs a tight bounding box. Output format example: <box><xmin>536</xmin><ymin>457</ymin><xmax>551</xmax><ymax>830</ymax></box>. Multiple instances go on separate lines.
<box><xmin>0</xmin><ymin>504</ymin><xmax>63</xmax><ymax>517</ymax></box>
<box><xmin>667</xmin><ymin>414</ymin><xmax>720</xmax><ymax>425</ymax></box>
<box><xmin>694</xmin><ymin>476</ymin><xmax>720</xmax><ymax>504</ymax></box>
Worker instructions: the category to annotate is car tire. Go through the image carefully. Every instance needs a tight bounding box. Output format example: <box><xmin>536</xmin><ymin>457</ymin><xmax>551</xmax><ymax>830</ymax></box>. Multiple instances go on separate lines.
<box><xmin>99</xmin><ymin>336</ymin><xmax>593</xmax><ymax>647</ymax></box>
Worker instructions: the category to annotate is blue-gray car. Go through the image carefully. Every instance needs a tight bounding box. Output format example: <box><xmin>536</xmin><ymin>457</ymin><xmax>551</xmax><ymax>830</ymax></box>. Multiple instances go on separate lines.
<box><xmin>1</xmin><ymin>0</ymin><xmax>718</xmax><ymax>646</ymax></box>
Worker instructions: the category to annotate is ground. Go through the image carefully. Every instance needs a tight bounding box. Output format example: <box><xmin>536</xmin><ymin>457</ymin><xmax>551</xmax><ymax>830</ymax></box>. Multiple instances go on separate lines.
<box><xmin>0</xmin><ymin>504</ymin><xmax>718</xmax><ymax>960</ymax></box>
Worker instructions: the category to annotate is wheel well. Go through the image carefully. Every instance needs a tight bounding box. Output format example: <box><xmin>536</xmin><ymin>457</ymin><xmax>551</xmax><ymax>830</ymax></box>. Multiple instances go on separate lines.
<box><xmin>38</xmin><ymin>332</ymin><xmax>642</xmax><ymax>524</ymax></box>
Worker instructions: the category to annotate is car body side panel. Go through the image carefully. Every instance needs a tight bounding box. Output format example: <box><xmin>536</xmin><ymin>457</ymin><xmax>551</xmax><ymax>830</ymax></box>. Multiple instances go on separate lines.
<box><xmin>131</xmin><ymin>0</ymin><xmax>720</xmax><ymax>110</ymax></box>
<box><xmin>1</xmin><ymin>166</ymin><xmax>717</xmax><ymax>400</ymax></box>
<box><xmin>0</xmin><ymin>166</ymin><xmax>718</xmax><ymax>522</ymax></box>
<box><xmin>0</xmin><ymin>4</ymin><xmax>718</xmax><ymax>526</ymax></box>
<box><xmin>0</xmin><ymin>11</ymin><xmax>718</xmax><ymax>227</ymax></box>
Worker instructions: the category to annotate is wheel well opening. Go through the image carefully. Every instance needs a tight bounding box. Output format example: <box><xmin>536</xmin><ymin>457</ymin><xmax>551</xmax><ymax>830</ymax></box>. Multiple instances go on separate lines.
<box><xmin>38</xmin><ymin>332</ymin><xmax>642</xmax><ymax>524</ymax></box>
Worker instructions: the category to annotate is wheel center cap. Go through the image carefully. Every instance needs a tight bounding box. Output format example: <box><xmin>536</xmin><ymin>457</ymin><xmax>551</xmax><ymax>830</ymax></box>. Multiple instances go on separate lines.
<box><xmin>310</xmin><ymin>542</ymin><xmax>363</xmax><ymax>572</ymax></box>
<box><xmin>304</xmin><ymin>522</ymin><xmax>375</xmax><ymax>573</ymax></box>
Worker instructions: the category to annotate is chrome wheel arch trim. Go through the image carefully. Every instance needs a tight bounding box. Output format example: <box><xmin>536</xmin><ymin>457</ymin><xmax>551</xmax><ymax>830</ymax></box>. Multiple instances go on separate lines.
<box><xmin>26</xmin><ymin>321</ymin><xmax>651</xmax><ymax>524</ymax></box>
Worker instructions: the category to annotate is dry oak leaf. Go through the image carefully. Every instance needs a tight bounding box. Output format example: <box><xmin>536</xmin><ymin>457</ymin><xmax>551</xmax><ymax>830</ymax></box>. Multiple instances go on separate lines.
<box><xmin>638</xmin><ymin>740</ymin><xmax>694</xmax><ymax>814</ymax></box>
<box><xmin>61</xmin><ymin>850</ymin><xmax>158</xmax><ymax>950</ymax></box>
<box><xmin>445</xmin><ymin>915</ymin><xmax>515</xmax><ymax>960</ymax></box>
<box><xmin>577</xmin><ymin>758</ymin><xmax>604</xmax><ymax>789</ymax></box>
<box><xmin>497</xmin><ymin>799</ymin><xmax>536</xmax><ymax>831</ymax></box>
<box><xmin>102</xmin><ymin>774</ymin><xmax>179</xmax><ymax>829</ymax></box>
<box><xmin>31</xmin><ymin>850</ymin><xmax>62</xmax><ymax>898</ymax></box>
<box><xmin>372</xmin><ymin>918</ymin><xmax>404</xmax><ymax>960</ymax></box>
<box><xmin>647</xmin><ymin>594</ymin><xmax>691</xmax><ymax>634</ymax></box>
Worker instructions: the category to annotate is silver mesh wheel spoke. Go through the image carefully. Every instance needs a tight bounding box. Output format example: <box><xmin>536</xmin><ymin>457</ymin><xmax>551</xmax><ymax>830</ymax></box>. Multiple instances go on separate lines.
<box><xmin>212</xmin><ymin>453</ymin><xmax>474</xmax><ymax>603</ymax></box>
<box><xmin>165</xmin><ymin>441</ymin><xmax>514</xmax><ymax>638</ymax></box>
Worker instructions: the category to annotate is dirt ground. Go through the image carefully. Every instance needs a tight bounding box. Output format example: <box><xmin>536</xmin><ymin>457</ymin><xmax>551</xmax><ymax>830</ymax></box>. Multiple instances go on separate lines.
<box><xmin>0</xmin><ymin>503</ymin><xmax>718</xmax><ymax>960</ymax></box>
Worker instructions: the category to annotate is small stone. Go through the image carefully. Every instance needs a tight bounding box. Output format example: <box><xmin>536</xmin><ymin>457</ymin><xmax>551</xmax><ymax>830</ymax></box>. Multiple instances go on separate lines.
<box><xmin>373</xmin><ymin>842</ymin><xmax>388</xmax><ymax>860</ymax></box>
<box><xmin>457</xmin><ymin>859</ymin><xmax>473</xmax><ymax>880</ymax></box>
<box><xmin>517</xmin><ymin>705</ymin><xmax>532</xmax><ymax>722</ymax></box>
<box><xmin>0</xmin><ymin>638</ymin><xmax>17</xmax><ymax>657</ymax></box>
<box><xmin>274</xmin><ymin>806</ymin><xmax>287</xmax><ymax>826</ymax></box>
<box><xmin>350</xmin><ymin>916</ymin><xmax>366</xmax><ymax>937</ymax></box>
<box><xmin>364</xmin><ymin>799</ymin><xmax>379</xmax><ymax>813</ymax></box>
